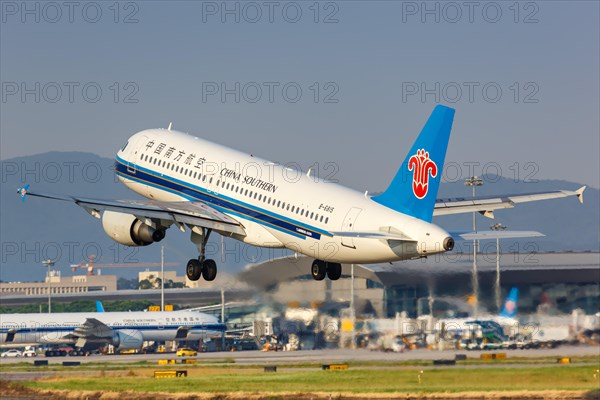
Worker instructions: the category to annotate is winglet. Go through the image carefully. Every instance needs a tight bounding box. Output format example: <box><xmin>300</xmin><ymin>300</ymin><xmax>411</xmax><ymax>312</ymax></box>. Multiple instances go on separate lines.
<box><xmin>575</xmin><ymin>186</ymin><xmax>586</xmax><ymax>204</ymax></box>
<box><xmin>17</xmin><ymin>184</ymin><xmax>30</xmax><ymax>202</ymax></box>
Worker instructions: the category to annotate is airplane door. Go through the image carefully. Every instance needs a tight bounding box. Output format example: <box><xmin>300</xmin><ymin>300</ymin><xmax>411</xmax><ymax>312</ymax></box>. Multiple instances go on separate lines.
<box><xmin>341</xmin><ymin>207</ymin><xmax>362</xmax><ymax>248</ymax></box>
<box><xmin>127</xmin><ymin>135</ymin><xmax>147</xmax><ymax>174</ymax></box>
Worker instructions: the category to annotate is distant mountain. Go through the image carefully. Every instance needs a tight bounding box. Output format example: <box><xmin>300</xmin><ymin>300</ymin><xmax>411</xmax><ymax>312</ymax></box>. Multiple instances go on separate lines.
<box><xmin>1</xmin><ymin>152</ymin><xmax>598</xmax><ymax>282</ymax></box>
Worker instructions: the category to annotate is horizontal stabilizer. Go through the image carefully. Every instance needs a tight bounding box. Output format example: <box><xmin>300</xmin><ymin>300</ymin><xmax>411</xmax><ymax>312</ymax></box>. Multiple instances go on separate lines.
<box><xmin>455</xmin><ymin>231</ymin><xmax>544</xmax><ymax>240</ymax></box>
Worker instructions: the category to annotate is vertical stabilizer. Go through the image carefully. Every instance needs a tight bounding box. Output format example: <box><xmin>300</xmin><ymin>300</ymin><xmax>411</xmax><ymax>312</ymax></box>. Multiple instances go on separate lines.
<box><xmin>372</xmin><ymin>105</ymin><xmax>455</xmax><ymax>222</ymax></box>
<box><xmin>500</xmin><ymin>288</ymin><xmax>519</xmax><ymax>318</ymax></box>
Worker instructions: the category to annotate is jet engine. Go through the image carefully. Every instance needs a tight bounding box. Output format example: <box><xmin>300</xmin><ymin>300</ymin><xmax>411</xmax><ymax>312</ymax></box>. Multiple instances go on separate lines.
<box><xmin>111</xmin><ymin>329</ymin><xmax>144</xmax><ymax>351</ymax></box>
<box><xmin>101</xmin><ymin>211</ymin><xmax>165</xmax><ymax>246</ymax></box>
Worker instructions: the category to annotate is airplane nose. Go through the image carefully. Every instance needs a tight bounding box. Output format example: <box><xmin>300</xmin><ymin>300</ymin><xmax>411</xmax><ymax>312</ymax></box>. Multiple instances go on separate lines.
<box><xmin>443</xmin><ymin>237</ymin><xmax>455</xmax><ymax>251</ymax></box>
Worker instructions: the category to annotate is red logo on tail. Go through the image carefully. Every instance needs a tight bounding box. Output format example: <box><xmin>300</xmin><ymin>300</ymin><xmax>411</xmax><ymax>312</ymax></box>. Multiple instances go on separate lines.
<box><xmin>408</xmin><ymin>149</ymin><xmax>437</xmax><ymax>199</ymax></box>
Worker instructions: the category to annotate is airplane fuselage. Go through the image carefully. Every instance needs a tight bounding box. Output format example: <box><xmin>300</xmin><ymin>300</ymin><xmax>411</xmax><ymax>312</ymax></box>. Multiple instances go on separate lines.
<box><xmin>0</xmin><ymin>310</ymin><xmax>224</xmax><ymax>347</ymax></box>
<box><xmin>115</xmin><ymin>129</ymin><xmax>452</xmax><ymax>264</ymax></box>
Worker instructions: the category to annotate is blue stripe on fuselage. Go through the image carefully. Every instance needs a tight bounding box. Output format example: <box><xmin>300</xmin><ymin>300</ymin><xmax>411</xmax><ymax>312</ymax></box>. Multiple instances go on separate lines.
<box><xmin>115</xmin><ymin>155</ymin><xmax>327</xmax><ymax>240</ymax></box>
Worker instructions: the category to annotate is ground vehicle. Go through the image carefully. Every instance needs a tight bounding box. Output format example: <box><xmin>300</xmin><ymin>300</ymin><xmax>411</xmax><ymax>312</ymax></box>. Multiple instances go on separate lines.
<box><xmin>22</xmin><ymin>349</ymin><xmax>37</xmax><ymax>357</ymax></box>
<box><xmin>1</xmin><ymin>349</ymin><xmax>22</xmax><ymax>358</ymax></box>
<box><xmin>176</xmin><ymin>348</ymin><xmax>197</xmax><ymax>357</ymax></box>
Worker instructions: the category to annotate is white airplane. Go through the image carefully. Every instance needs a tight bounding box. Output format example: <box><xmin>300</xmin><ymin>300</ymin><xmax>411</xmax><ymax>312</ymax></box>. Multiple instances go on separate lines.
<box><xmin>17</xmin><ymin>105</ymin><xmax>585</xmax><ymax>282</ymax></box>
<box><xmin>0</xmin><ymin>310</ymin><xmax>225</xmax><ymax>352</ymax></box>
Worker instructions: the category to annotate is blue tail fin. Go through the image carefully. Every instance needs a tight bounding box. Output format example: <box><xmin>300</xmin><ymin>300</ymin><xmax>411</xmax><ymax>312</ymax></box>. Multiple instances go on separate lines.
<box><xmin>372</xmin><ymin>105</ymin><xmax>455</xmax><ymax>222</ymax></box>
<box><xmin>95</xmin><ymin>300</ymin><xmax>105</xmax><ymax>312</ymax></box>
<box><xmin>500</xmin><ymin>288</ymin><xmax>519</xmax><ymax>318</ymax></box>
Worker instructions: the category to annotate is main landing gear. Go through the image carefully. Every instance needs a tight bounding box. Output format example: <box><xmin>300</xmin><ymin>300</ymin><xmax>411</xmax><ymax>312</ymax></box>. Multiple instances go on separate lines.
<box><xmin>186</xmin><ymin>228</ymin><xmax>217</xmax><ymax>282</ymax></box>
<box><xmin>311</xmin><ymin>260</ymin><xmax>342</xmax><ymax>281</ymax></box>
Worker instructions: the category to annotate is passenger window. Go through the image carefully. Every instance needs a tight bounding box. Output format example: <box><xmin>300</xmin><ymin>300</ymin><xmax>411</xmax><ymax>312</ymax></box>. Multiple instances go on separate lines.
<box><xmin>310</xmin><ymin>212</ymin><xmax>314</xmax><ymax>219</ymax></box>
<box><xmin>320</xmin><ymin>215</ymin><xmax>323</xmax><ymax>222</ymax></box>
<box><xmin>325</xmin><ymin>217</ymin><xmax>329</xmax><ymax>224</ymax></box>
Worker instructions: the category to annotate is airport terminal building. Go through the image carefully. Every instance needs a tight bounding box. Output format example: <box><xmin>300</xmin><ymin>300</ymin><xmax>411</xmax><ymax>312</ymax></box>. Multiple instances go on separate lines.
<box><xmin>240</xmin><ymin>252</ymin><xmax>600</xmax><ymax>318</ymax></box>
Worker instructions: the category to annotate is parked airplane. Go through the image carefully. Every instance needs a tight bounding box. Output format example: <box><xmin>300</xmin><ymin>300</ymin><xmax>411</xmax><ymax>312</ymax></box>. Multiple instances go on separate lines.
<box><xmin>432</xmin><ymin>288</ymin><xmax>521</xmax><ymax>346</ymax></box>
<box><xmin>17</xmin><ymin>106</ymin><xmax>585</xmax><ymax>282</ymax></box>
<box><xmin>0</xmin><ymin>310</ymin><xmax>225</xmax><ymax>352</ymax></box>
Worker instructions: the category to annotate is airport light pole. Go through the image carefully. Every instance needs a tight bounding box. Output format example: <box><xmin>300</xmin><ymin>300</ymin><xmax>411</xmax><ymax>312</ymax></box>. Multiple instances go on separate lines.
<box><xmin>221</xmin><ymin>287</ymin><xmax>226</xmax><ymax>351</ymax></box>
<box><xmin>42</xmin><ymin>259</ymin><xmax>55</xmax><ymax>313</ymax></box>
<box><xmin>160</xmin><ymin>245</ymin><xmax>165</xmax><ymax>311</ymax></box>
<box><xmin>465</xmin><ymin>176</ymin><xmax>483</xmax><ymax>316</ymax></box>
<box><xmin>351</xmin><ymin>263</ymin><xmax>356</xmax><ymax>349</ymax></box>
<box><xmin>490</xmin><ymin>223</ymin><xmax>507</xmax><ymax>312</ymax></box>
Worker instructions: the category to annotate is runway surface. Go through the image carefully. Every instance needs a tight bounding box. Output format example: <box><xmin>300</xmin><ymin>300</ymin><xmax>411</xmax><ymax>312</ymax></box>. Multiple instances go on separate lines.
<box><xmin>1</xmin><ymin>345</ymin><xmax>597</xmax><ymax>366</ymax></box>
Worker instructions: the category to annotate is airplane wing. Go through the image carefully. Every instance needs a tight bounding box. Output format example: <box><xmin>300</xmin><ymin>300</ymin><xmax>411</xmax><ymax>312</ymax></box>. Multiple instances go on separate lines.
<box><xmin>17</xmin><ymin>185</ymin><xmax>246</xmax><ymax>236</ymax></box>
<box><xmin>72</xmin><ymin>318</ymin><xmax>115</xmax><ymax>347</ymax></box>
<box><xmin>434</xmin><ymin>186</ymin><xmax>585</xmax><ymax>218</ymax></box>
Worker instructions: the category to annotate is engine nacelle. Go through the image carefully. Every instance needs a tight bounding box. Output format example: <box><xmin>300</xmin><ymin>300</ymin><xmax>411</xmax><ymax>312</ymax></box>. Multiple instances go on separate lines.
<box><xmin>111</xmin><ymin>329</ymin><xmax>144</xmax><ymax>351</ymax></box>
<box><xmin>101</xmin><ymin>211</ymin><xmax>165</xmax><ymax>246</ymax></box>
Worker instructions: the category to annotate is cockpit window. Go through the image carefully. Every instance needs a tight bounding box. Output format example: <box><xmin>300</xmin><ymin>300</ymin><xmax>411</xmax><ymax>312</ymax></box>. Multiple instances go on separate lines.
<box><xmin>121</xmin><ymin>141</ymin><xmax>129</xmax><ymax>151</ymax></box>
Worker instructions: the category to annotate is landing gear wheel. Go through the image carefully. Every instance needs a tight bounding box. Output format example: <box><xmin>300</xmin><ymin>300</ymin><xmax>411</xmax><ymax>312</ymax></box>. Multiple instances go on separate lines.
<box><xmin>311</xmin><ymin>260</ymin><xmax>327</xmax><ymax>281</ymax></box>
<box><xmin>202</xmin><ymin>259</ymin><xmax>217</xmax><ymax>281</ymax></box>
<box><xmin>186</xmin><ymin>259</ymin><xmax>203</xmax><ymax>281</ymax></box>
<box><xmin>326</xmin><ymin>262</ymin><xmax>342</xmax><ymax>280</ymax></box>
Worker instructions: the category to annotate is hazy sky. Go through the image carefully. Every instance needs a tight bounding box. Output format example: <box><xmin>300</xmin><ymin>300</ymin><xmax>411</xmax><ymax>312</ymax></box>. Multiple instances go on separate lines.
<box><xmin>1</xmin><ymin>1</ymin><xmax>599</xmax><ymax>191</ymax></box>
